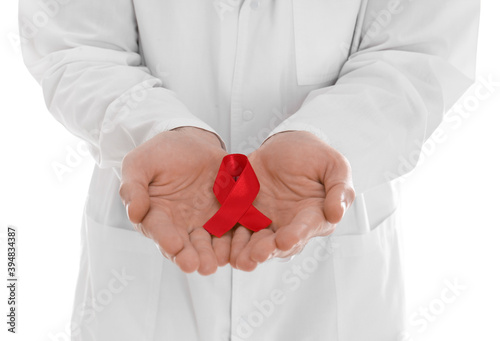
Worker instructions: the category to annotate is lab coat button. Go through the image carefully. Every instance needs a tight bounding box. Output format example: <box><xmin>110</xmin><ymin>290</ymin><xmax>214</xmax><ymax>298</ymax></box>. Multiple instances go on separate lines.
<box><xmin>243</xmin><ymin>110</ymin><xmax>255</xmax><ymax>121</ymax></box>
<box><xmin>250</xmin><ymin>0</ymin><xmax>260</xmax><ymax>10</ymax></box>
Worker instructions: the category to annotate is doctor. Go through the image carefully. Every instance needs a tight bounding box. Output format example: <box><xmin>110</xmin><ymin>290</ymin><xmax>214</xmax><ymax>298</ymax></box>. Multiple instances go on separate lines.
<box><xmin>19</xmin><ymin>0</ymin><xmax>479</xmax><ymax>340</ymax></box>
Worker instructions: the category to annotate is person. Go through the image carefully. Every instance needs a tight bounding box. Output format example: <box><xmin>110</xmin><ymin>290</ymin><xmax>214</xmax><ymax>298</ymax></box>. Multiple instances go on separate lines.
<box><xmin>19</xmin><ymin>0</ymin><xmax>480</xmax><ymax>340</ymax></box>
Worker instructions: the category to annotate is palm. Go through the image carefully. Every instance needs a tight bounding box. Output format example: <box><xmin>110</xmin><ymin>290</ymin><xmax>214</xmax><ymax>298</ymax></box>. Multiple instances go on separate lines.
<box><xmin>120</xmin><ymin>128</ymin><xmax>230</xmax><ymax>275</ymax></box>
<box><xmin>251</xmin><ymin>155</ymin><xmax>329</xmax><ymax>235</ymax></box>
<box><xmin>230</xmin><ymin>131</ymin><xmax>355</xmax><ymax>271</ymax></box>
<box><xmin>147</xmin><ymin>150</ymin><xmax>221</xmax><ymax>233</ymax></box>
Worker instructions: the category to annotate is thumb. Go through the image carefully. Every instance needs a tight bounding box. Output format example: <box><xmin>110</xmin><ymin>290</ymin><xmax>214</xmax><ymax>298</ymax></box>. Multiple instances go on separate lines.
<box><xmin>120</xmin><ymin>148</ymin><xmax>155</xmax><ymax>224</ymax></box>
<box><xmin>119</xmin><ymin>181</ymin><xmax>150</xmax><ymax>224</ymax></box>
<box><xmin>324</xmin><ymin>183</ymin><xmax>355</xmax><ymax>224</ymax></box>
<box><xmin>320</xmin><ymin>149</ymin><xmax>355</xmax><ymax>224</ymax></box>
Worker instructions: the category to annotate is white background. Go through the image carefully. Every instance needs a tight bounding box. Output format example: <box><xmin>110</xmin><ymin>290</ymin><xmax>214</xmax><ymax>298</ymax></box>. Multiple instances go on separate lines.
<box><xmin>0</xmin><ymin>1</ymin><xmax>498</xmax><ymax>340</ymax></box>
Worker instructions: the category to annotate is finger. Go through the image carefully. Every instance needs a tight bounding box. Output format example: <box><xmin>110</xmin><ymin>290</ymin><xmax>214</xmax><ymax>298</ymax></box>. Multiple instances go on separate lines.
<box><xmin>143</xmin><ymin>207</ymin><xmax>185</xmax><ymax>259</ymax></box>
<box><xmin>190</xmin><ymin>228</ymin><xmax>218</xmax><ymax>276</ymax></box>
<box><xmin>271</xmin><ymin>243</ymin><xmax>305</xmax><ymax>260</ymax></box>
<box><xmin>173</xmin><ymin>242</ymin><xmax>200</xmax><ymax>274</ymax></box>
<box><xmin>324</xmin><ymin>183</ymin><xmax>355</xmax><ymax>224</ymax></box>
<box><xmin>275</xmin><ymin>208</ymin><xmax>324</xmax><ymax>252</ymax></box>
<box><xmin>212</xmin><ymin>229</ymin><xmax>232</xmax><ymax>267</ymax></box>
<box><xmin>229</xmin><ymin>225</ymin><xmax>252</xmax><ymax>268</ymax></box>
<box><xmin>236</xmin><ymin>229</ymin><xmax>274</xmax><ymax>271</ymax></box>
<box><xmin>249</xmin><ymin>230</ymin><xmax>277</xmax><ymax>263</ymax></box>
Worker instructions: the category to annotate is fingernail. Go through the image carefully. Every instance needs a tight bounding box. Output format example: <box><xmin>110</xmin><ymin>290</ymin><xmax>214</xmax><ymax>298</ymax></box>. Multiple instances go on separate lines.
<box><xmin>340</xmin><ymin>200</ymin><xmax>347</xmax><ymax>218</ymax></box>
<box><xmin>125</xmin><ymin>203</ymin><xmax>131</xmax><ymax>220</ymax></box>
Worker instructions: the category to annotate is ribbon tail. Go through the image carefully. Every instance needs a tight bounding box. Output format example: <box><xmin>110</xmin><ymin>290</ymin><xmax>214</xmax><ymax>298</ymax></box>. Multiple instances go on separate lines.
<box><xmin>239</xmin><ymin>205</ymin><xmax>272</xmax><ymax>232</ymax></box>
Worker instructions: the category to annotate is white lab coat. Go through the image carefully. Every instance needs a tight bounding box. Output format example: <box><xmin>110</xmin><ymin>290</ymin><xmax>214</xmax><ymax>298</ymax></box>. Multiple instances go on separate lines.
<box><xmin>19</xmin><ymin>0</ymin><xmax>479</xmax><ymax>340</ymax></box>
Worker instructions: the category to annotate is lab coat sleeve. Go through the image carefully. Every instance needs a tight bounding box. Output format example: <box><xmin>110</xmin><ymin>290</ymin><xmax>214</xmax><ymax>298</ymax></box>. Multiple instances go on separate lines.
<box><xmin>268</xmin><ymin>0</ymin><xmax>480</xmax><ymax>194</ymax></box>
<box><xmin>19</xmin><ymin>0</ymin><xmax>225</xmax><ymax>173</ymax></box>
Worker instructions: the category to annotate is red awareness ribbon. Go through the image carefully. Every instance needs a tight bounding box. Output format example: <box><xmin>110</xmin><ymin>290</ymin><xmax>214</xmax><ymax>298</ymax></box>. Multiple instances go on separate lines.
<box><xmin>203</xmin><ymin>154</ymin><xmax>272</xmax><ymax>237</ymax></box>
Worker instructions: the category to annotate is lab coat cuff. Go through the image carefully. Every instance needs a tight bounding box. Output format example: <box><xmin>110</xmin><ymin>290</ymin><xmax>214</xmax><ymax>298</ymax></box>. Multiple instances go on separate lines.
<box><xmin>96</xmin><ymin>86</ymin><xmax>227</xmax><ymax>171</ymax></box>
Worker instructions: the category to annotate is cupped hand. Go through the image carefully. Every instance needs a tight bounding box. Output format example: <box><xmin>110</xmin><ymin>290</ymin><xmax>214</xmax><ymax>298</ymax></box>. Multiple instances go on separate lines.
<box><xmin>119</xmin><ymin>127</ymin><xmax>231</xmax><ymax>275</ymax></box>
<box><xmin>230</xmin><ymin>131</ymin><xmax>356</xmax><ymax>271</ymax></box>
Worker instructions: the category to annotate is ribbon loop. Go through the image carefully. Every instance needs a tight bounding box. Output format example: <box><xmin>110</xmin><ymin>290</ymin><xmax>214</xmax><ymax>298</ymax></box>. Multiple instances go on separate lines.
<box><xmin>203</xmin><ymin>154</ymin><xmax>272</xmax><ymax>237</ymax></box>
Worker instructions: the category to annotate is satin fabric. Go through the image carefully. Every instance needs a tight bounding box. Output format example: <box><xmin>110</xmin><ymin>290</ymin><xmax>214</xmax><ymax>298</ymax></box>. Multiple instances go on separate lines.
<box><xmin>204</xmin><ymin>154</ymin><xmax>271</xmax><ymax>237</ymax></box>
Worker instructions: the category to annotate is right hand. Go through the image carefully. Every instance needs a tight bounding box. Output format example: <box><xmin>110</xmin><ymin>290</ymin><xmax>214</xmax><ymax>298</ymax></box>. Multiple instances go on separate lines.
<box><xmin>119</xmin><ymin>127</ymin><xmax>230</xmax><ymax>275</ymax></box>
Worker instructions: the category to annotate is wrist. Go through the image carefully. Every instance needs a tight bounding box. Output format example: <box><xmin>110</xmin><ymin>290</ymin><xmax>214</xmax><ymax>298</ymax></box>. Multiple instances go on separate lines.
<box><xmin>172</xmin><ymin>126</ymin><xmax>224</xmax><ymax>150</ymax></box>
<box><xmin>262</xmin><ymin>130</ymin><xmax>310</xmax><ymax>147</ymax></box>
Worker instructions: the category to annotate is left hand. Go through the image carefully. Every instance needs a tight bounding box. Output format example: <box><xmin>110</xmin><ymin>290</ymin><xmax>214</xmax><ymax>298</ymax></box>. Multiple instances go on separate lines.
<box><xmin>229</xmin><ymin>131</ymin><xmax>355</xmax><ymax>271</ymax></box>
